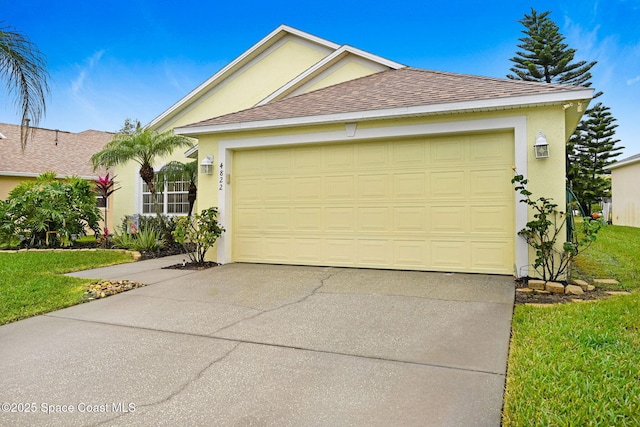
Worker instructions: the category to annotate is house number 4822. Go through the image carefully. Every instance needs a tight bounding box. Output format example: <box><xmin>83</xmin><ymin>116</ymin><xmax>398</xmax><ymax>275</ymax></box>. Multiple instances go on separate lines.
<box><xmin>219</xmin><ymin>163</ymin><xmax>224</xmax><ymax>191</ymax></box>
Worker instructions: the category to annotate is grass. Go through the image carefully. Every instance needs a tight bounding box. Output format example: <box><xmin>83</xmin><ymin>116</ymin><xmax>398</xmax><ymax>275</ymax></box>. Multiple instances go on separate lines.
<box><xmin>573</xmin><ymin>224</ymin><xmax>640</xmax><ymax>291</ymax></box>
<box><xmin>503</xmin><ymin>224</ymin><xmax>640</xmax><ymax>426</ymax></box>
<box><xmin>0</xmin><ymin>250</ymin><xmax>133</xmax><ymax>325</ymax></box>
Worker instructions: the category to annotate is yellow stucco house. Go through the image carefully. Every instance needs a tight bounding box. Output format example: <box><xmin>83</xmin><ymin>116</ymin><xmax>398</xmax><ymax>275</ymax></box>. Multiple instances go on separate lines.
<box><xmin>114</xmin><ymin>25</ymin><xmax>593</xmax><ymax>277</ymax></box>
<box><xmin>606</xmin><ymin>153</ymin><xmax>640</xmax><ymax>227</ymax></box>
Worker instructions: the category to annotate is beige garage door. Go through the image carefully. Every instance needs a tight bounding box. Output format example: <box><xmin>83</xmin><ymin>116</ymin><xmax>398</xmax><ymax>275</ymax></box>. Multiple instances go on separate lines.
<box><xmin>232</xmin><ymin>132</ymin><xmax>515</xmax><ymax>274</ymax></box>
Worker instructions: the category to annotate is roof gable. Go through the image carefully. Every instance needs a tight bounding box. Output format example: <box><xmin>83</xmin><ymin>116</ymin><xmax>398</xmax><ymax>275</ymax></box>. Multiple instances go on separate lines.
<box><xmin>147</xmin><ymin>25</ymin><xmax>401</xmax><ymax>132</ymax></box>
<box><xmin>176</xmin><ymin>67</ymin><xmax>594</xmax><ymax>135</ymax></box>
<box><xmin>0</xmin><ymin>123</ymin><xmax>112</xmax><ymax>178</ymax></box>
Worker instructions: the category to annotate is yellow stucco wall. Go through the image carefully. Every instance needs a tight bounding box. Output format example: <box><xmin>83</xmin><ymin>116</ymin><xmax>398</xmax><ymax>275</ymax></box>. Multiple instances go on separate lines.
<box><xmin>299</xmin><ymin>59</ymin><xmax>386</xmax><ymax>94</ymax></box>
<box><xmin>611</xmin><ymin>163</ymin><xmax>640</xmax><ymax>227</ymax></box>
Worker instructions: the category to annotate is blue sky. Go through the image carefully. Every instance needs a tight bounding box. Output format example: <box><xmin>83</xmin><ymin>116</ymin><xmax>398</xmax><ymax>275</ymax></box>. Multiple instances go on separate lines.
<box><xmin>1</xmin><ymin>0</ymin><xmax>638</xmax><ymax>157</ymax></box>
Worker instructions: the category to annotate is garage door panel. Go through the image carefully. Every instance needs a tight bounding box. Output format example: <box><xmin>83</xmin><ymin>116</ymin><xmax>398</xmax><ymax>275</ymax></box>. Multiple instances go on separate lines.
<box><xmin>470</xmin><ymin>206</ymin><xmax>513</xmax><ymax>234</ymax></box>
<box><xmin>294</xmin><ymin>147</ymin><xmax>322</xmax><ymax>170</ymax></box>
<box><xmin>470</xmin><ymin>241</ymin><xmax>512</xmax><ymax>273</ymax></box>
<box><xmin>292</xmin><ymin>176</ymin><xmax>322</xmax><ymax>200</ymax></box>
<box><xmin>394</xmin><ymin>207</ymin><xmax>427</xmax><ymax>232</ymax></box>
<box><xmin>358</xmin><ymin>174</ymin><xmax>390</xmax><ymax>199</ymax></box>
<box><xmin>358</xmin><ymin>207</ymin><xmax>391</xmax><ymax>232</ymax></box>
<box><xmin>233</xmin><ymin>133</ymin><xmax>514</xmax><ymax>273</ymax></box>
<box><xmin>263</xmin><ymin>208</ymin><xmax>290</xmax><ymax>230</ymax></box>
<box><xmin>393</xmin><ymin>240</ymin><xmax>429</xmax><ymax>267</ymax></box>
<box><xmin>293</xmin><ymin>208</ymin><xmax>322</xmax><ymax>231</ymax></box>
<box><xmin>430</xmin><ymin>137</ymin><xmax>466</xmax><ymax>163</ymax></box>
<box><xmin>358</xmin><ymin>239</ymin><xmax>392</xmax><ymax>265</ymax></box>
<box><xmin>235</xmin><ymin>208</ymin><xmax>262</xmax><ymax>232</ymax></box>
<box><xmin>262</xmin><ymin>238</ymin><xmax>291</xmax><ymax>261</ymax></box>
<box><xmin>470</xmin><ymin>134</ymin><xmax>512</xmax><ymax>163</ymax></box>
<box><xmin>263</xmin><ymin>177</ymin><xmax>291</xmax><ymax>201</ymax></box>
<box><xmin>325</xmin><ymin>207</ymin><xmax>355</xmax><ymax>231</ymax></box>
<box><xmin>264</xmin><ymin>149</ymin><xmax>291</xmax><ymax>172</ymax></box>
<box><xmin>292</xmin><ymin>238</ymin><xmax>323</xmax><ymax>263</ymax></box>
<box><xmin>393</xmin><ymin>140</ymin><xmax>426</xmax><ymax>165</ymax></box>
<box><xmin>324</xmin><ymin>239</ymin><xmax>356</xmax><ymax>264</ymax></box>
<box><xmin>235</xmin><ymin>178</ymin><xmax>262</xmax><ymax>203</ymax></box>
<box><xmin>430</xmin><ymin>206</ymin><xmax>468</xmax><ymax>234</ymax></box>
<box><xmin>430</xmin><ymin>171</ymin><xmax>466</xmax><ymax>199</ymax></box>
<box><xmin>357</xmin><ymin>143</ymin><xmax>388</xmax><ymax>168</ymax></box>
<box><xmin>325</xmin><ymin>175</ymin><xmax>355</xmax><ymax>199</ymax></box>
<box><xmin>470</xmin><ymin>169</ymin><xmax>512</xmax><ymax>198</ymax></box>
<box><xmin>324</xmin><ymin>145</ymin><xmax>354</xmax><ymax>169</ymax></box>
<box><xmin>431</xmin><ymin>240</ymin><xmax>469</xmax><ymax>269</ymax></box>
<box><xmin>393</xmin><ymin>173</ymin><xmax>426</xmax><ymax>199</ymax></box>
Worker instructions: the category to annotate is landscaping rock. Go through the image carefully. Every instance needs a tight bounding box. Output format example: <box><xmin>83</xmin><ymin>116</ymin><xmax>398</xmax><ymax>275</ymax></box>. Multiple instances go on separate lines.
<box><xmin>83</xmin><ymin>280</ymin><xmax>146</xmax><ymax>300</ymax></box>
<box><xmin>605</xmin><ymin>291</ymin><xmax>631</xmax><ymax>296</ymax></box>
<box><xmin>565</xmin><ymin>285</ymin><xmax>584</xmax><ymax>295</ymax></box>
<box><xmin>587</xmin><ymin>285</ymin><xmax>596</xmax><ymax>291</ymax></box>
<box><xmin>528</xmin><ymin>279</ymin><xmax>546</xmax><ymax>290</ymax></box>
<box><xmin>572</xmin><ymin>279</ymin><xmax>590</xmax><ymax>291</ymax></box>
<box><xmin>534</xmin><ymin>290</ymin><xmax>550</xmax><ymax>295</ymax></box>
<box><xmin>593</xmin><ymin>278</ymin><xmax>620</xmax><ymax>285</ymax></box>
<box><xmin>546</xmin><ymin>282</ymin><xmax>565</xmax><ymax>294</ymax></box>
<box><xmin>516</xmin><ymin>288</ymin><xmax>534</xmax><ymax>294</ymax></box>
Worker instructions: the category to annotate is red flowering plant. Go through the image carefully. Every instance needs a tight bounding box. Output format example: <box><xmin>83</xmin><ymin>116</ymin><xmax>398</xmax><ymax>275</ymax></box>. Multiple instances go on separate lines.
<box><xmin>95</xmin><ymin>173</ymin><xmax>120</xmax><ymax>245</ymax></box>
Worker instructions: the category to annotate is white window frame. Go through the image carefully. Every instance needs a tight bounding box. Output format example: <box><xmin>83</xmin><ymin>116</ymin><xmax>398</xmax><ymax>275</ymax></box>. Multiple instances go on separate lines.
<box><xmin>138</xmin><ymin>168</ymin><xmax>190</xmax><ymax>216</ymax></box>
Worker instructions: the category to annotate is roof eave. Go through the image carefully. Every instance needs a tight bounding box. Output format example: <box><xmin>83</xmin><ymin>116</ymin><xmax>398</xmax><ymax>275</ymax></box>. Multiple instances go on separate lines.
<box><xmin>605</xmin><ymin>155</ymin><xmax>640</xmax><ymax>170</ymax></box>
<box><xmin>175</xmin><ymin>88</ymin><xmax>594</xmax><ymax>136</ymax></box>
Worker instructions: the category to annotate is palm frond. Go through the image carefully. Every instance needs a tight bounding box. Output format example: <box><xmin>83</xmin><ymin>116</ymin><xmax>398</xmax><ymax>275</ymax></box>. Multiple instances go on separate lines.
<box><xmin>0</xmin><ymin>23</ymin><xmax>49</xmax><ymax>149</ymax></box>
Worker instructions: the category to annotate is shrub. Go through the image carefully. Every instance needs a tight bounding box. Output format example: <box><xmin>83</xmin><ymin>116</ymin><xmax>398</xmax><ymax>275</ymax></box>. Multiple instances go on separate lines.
<box><xmin>512</xmin><ymin>172</ymin><xmax>602</xmax><ymax>281</ymax></box>
<box><xmin>4</xmin><ymin>172</ymin><xmax>101</xmax><ymax>247</ymax></box>
<box><xmin>173</xmin><ymin>208</ymin><xmax>224</xmax><ymax>264</ymax></box>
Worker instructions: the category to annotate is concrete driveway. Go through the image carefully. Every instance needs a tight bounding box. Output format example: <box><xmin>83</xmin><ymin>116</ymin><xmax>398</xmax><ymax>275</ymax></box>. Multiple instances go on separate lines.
<box><xmin>0</xmin><ymin>256</ymin><xmax>514</xmax><ymax>426</ymax></box>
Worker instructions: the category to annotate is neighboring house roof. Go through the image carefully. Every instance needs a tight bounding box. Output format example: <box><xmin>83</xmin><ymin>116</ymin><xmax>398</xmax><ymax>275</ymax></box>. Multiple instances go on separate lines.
<box><xmin>176</xmin><ymin>67</ymin><xmax>594</xmax><ymax>135</ymax></box>
<box><xmin>0</xmin><ymin>123</ymin><xmax>112</xmax><ymax>179</ymax></box>
<box><xmin>605</xmin><ymin>153</ymin><xmax>640</xmax><ymax>170</ymax></box>
<box><xmin>147</xmin><ymin>24</ymin><xmax>403</xmax><ymax>131</ymax></box>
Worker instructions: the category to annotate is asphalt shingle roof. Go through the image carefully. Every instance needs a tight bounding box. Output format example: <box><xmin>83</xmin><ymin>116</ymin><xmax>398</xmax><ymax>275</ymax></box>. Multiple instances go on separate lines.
<box><xmin>0</xmin><ymin>123</ymin><xmax>112</xmax><ymax>177</ymax></box>
<box><xmin>185</xmin><ymin>67</ymin><xmax>590</xmax><ymax>128</ymax></box>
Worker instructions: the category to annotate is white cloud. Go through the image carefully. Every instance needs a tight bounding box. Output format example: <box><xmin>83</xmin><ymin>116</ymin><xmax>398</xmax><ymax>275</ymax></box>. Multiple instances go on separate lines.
<box><xmin>70</xmin><ymin>50</ymin><xmax>105</xmax><ymax>95</ymax></box>
<box><xmin>627</xmin><ymin>75</ymin><xmax>640</xmax><ymax>85</ymax></box>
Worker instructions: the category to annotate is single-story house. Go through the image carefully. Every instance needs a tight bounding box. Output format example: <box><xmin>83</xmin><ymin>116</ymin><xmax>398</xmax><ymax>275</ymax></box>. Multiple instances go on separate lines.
<box><xmin>0</xmin><ymin>123</ymin><xmax>114</xmax><ymax>232</ymax></box>
<box><xmin>606</xmin><ymin>153</ymin><xmax>640</xmax><ymax>227</ymax></box>
<box><xmin>114</xmin><ymin>25</ymin><xmax>593</xmax><ymax>277</ymax></box>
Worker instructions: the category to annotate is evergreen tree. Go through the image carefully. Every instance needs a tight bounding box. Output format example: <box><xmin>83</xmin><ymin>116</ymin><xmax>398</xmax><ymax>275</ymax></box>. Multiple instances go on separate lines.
<box><xmin>568</xmin><ymin>103</ymin><xmax>623</xmax><ymax>216</ymax></box>
<box><xmin>507</xmin><ymin>9</ymin><xmax>596</xmax><ymax>86</ymax></box>
<box><xmin>508</xmin><ymin>8</ymin><xmax>623</xmax><ymax>217</ymax></box>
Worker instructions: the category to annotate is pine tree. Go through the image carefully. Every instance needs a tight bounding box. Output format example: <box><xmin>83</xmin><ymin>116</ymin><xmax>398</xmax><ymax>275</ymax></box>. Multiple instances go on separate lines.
<box><xmin>508</xmin><ymin>8</ymin><xmax>623</xmax><ymax>217</ymax></box>
<box><xmin>507</xmin><ymin>9</ymin><xmax>596</xmax><ymax>85</ymax></box>
<box><xmin>569</xmin><ymin>103</ymin><xmax>623</xmax><ymax>216</ymax></box>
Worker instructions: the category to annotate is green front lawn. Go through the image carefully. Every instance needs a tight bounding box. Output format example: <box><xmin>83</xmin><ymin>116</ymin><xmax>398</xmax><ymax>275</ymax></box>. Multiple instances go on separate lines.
<box><xmin>503</xmin><ymin>225</ymin><xmax>640</xmax><ymax>426</ymax></box>
<box><xmin>0</xmin><ymin>250</ymin><xmax>133</xmax><ymax>325</ymax></box>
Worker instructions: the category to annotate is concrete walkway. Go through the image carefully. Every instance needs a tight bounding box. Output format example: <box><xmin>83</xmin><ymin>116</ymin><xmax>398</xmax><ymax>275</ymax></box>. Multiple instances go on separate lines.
<box><xmin>0</xmin><ymin>256</ymin><xmax>514</xmax><ymax>426</ymax></box>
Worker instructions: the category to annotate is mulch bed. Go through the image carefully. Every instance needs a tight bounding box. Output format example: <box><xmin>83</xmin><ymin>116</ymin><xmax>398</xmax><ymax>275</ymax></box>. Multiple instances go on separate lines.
<box><xmin>162</xmin><ymin>261</ymin><xmax>220</xmax><ymax>270</ymax></box>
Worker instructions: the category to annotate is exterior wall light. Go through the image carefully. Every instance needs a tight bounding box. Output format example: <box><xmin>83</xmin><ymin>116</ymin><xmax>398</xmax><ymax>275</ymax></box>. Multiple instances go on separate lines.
<box><xmin>534</xmin><ymin>132</ymin><xmax>549</xmax><ymax>159</ymax></box>
<box><xmin>200</xmin><ymin>155</ymin><xmax>214</xmax><ymax>174</ymax></box>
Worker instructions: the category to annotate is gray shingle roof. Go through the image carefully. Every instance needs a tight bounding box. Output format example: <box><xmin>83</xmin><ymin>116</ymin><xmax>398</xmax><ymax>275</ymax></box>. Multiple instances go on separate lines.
<box><xmin>0</xmin><ymin>123</ymin><xmax>112</xmax><ymax>177</ymax></box>
<box><xmin>184</xmin><ymin>67</ymin><xmax>590</xmax><ymax>128</ymax></box>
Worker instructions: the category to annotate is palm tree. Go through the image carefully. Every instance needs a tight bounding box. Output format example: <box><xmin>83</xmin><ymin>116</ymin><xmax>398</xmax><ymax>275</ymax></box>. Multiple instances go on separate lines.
<box><xmin>90</xmin><ymin>126</ymin><xmax>193</xmax><ymax>215</ymax></box>
<box><xmin>0</xmin><ymin>22</ymin><xmax>49</xmax><ymax>148</ymax></box>
<box><xmin>157</xmin><ymin>160</ymin><xmax>198</xmax><ymax>216</ymax></box>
